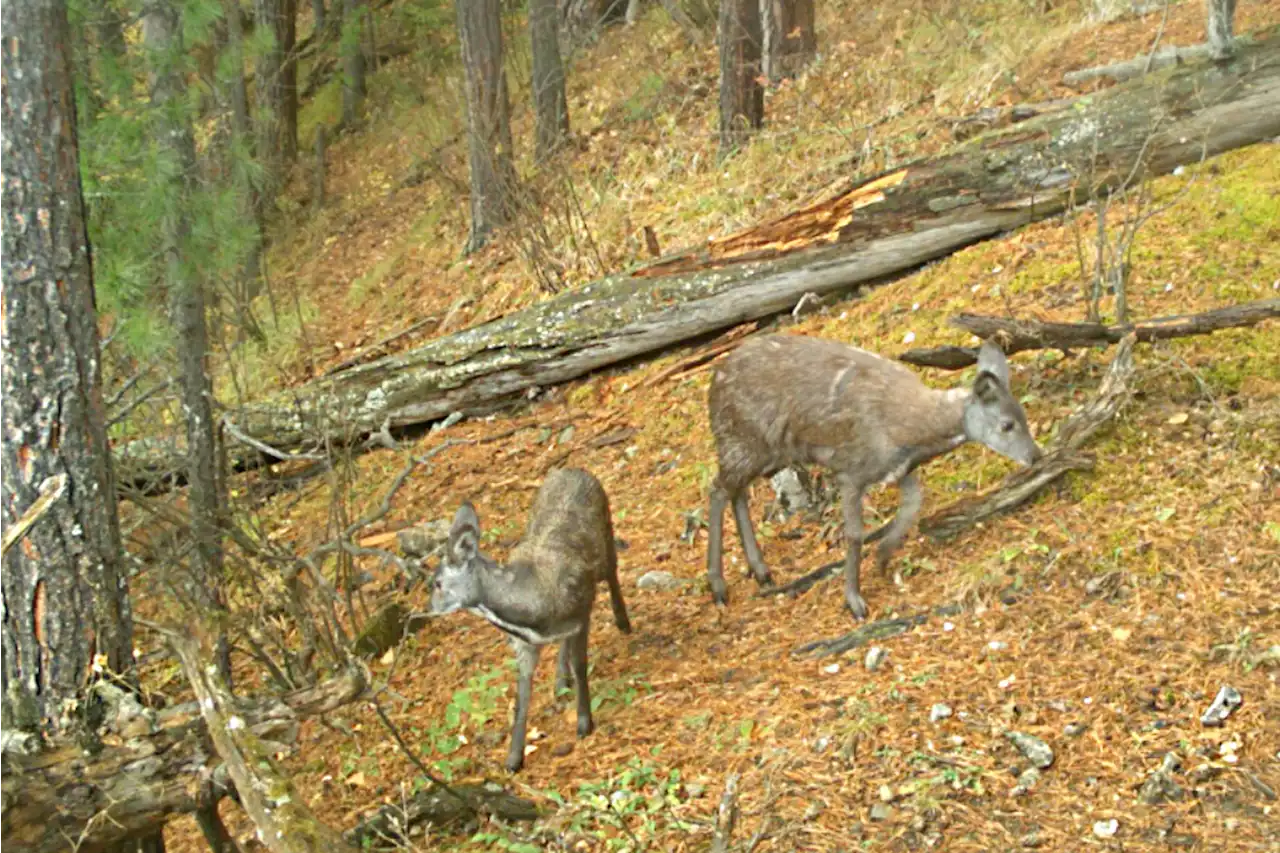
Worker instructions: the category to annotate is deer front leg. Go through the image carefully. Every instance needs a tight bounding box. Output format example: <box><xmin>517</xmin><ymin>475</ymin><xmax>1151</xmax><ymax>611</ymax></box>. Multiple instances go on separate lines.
<box><xmin>507</xmin><ymin>641</ymin><xmax>542</xmax><ymax>772</ymax></box>
<box><xmin>839</xmin><ymin>478</ymin><xmax>869</xmax><ymax>620</ymax></box>
<box><xmin>876</xmin><ymin>470</ymin><xmax>922</xmax><ymax>583</ymax></box>
<box><xmin>555</xmin><ymin>642</ymin><xmax>573</xmax><ymax>693</ymax></box>
<box><xmin>731</xmin><ymin>491</ymin><xmax>774</xmax><ymax>588</ymax></box>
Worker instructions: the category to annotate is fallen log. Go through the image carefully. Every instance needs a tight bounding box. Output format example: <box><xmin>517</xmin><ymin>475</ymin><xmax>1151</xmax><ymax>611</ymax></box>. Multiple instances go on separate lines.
<box><xmin>1063</xmin><ymin>42</ymin><xmax>1220</xmax><ymax>87</ymax></box>
<box><xmin>897</xmin><ymin>298</ymin><xmax>1278</xmax><ymax>369</ymax></box>
<box><xmin>1</xmin><ymin>664</ymin><xmax>366</xmax><ymax>853</ymax></box>
<box><xmin>115</xmin><ymin>34</ymin><xmax>1280</xmax><ymax>487</ymax></box>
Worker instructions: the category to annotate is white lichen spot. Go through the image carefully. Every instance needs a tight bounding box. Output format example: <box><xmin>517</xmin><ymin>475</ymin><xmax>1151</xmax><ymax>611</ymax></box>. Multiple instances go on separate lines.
<box><xmin>227</xmin><ymin>715</ymin><xmax>245</xmax><ymax>730</ymax></box>
<box><xmin>202</xmin><ymin>697</ymin><xmax>215</xmax><ymax>711</ymax></box>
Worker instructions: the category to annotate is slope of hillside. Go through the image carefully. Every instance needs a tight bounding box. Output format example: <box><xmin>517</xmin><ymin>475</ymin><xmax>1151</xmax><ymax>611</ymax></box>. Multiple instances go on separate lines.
<box><xmin>164</xmin><ymin>1</ymin><xmax>1280</xmax><ymax>850</ymax></box>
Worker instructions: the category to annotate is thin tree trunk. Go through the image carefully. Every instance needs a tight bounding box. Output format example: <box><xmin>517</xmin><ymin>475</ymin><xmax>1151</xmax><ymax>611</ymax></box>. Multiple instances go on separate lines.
<box><xmin>223</xmin><ymin>0</ymin><xmax>265</xmax><ymax>309</ymax></box>
<box><xmin>254</xmin><ymin>0</ymin><xmax>286</xmax><ymax>205</ymax></box>
<box><xmin>2</xmin><ymin>0</ymin><xmax>135</xmax><ymax>734</ymax></box>
<box><xmin>281</xmin><ymin>0</ymin><xmax>299</xmax><ymax>163</ymax></box>
<box><xmin>143</xmin><ymin>0</ymin><xmax>229</xmax><ymax>680</ymax></box>
<box><xmin>311</xmin><ymin>0</ymin><xmax>325</xmax><ymax>34</ymax></box>
<box><xmin>762</xmin><ymin>0</ymin><xmax>814</xmax><ymax>82</ymax></box>
<box><xmin>1207</xmin><ymin>0</ymin><xmax>1236</xmax><ymax>59</ymax></box>
<box><xmin>457</xmin><ymin>0</ymin><xmax>516</xmax><ymax>252</ymax></box>
<box><xmin>112</xmin><ymin>34</ymin><xmax>1280</xmax><ymax>481</ymax></box>
<box><xmin>530</xmin><ymin>0</ymin><xmax>570</xmax><ymax>160</ymax></box>
<box><xmin>340</xmin><ymin>0</ymin><xmax>366</xmax><ymax>127</ymax></box>
<box><xmin>718</xmin><ymin>0</ymin><xmax>764</xmax><ymax>159</ymax></box>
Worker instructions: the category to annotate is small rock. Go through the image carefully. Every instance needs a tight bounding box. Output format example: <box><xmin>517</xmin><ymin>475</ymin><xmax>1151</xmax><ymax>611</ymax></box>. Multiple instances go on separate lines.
<box><xmin>636</xmin><ymin>570</ymin><xmax>686</xmax><ymax>592</ymax></box>
<box><xmin>1224</xmin><ymin>817</ymin><xmax>1240</xmax><ymax>833</ymax></box>
<box><xmin>988</xmin><ymin>640</ymin><xmax>1008</xmax><ymax>652</ymax></box>
<box><xmin>1064</xmin><ymin>722</ymin><xmax>1088</xmax><ymax>738</ymax></box>
<box><xmin>930</xmin><ymin>703</ymin><xmax>954</xmax><ymax>723</ymax></box>
<box><xmin>1047</xmin><ymin>700</ymin><xmax>1068</xmax><ymax>713</ymax></box>
<box><xmin>1093</xmin><ymin>819</ymin><xmax>1119</xmax><ymax>839</ymax></box>
<box><xmin>1012</xmin><ymin>766</ymin><xmax>1041</xmax><ymax>796</ymax></box>
<box><xmin>869</xmin><ymin>803</ymin><xmax>893</xmax><ymax>822</ymax></box>
<box><xmin>813</xmin><ymin>736</ymin><xmax>832</xmax><ymax>753</ymax></box>
<box><xmin>557</xmin><ymin>425</ymin><xmax>576</xmax><ymax>445</ymax></box>
<box><xmin>865</xmin><ymin>646</ymin><xmax>889</xmax><ymax>672</ymax></box>
<box><xmin>1019</xmin><ymin>830</ymin><xmax>1043</xmax><ymax>848</ymax></box>
<box><xmin>550</xmin><ymin>742</ymin><xmax>574</xmax><ymax>757</ymax></box>
<box><xmin>1200</xmin><ymin>685</ymin><xmax>1242</xmax><ymax>727</ymax></box>
<box><xmin>1138</xmin><ymin>752</ymin><xmax>1184</xmax><ymax>805</ymax></box>
<box><xmin>1005</xmin><ymin>731</ymin><xmax>1054</xmax><ymax>769</ymax></box>
<box><xmin>769</xmin><ymin>468</ymin><xmax>812</xmax><ymax>518</ymax></box>
<box><xmin>878</xmin><ymin>784</ymin><xmax>895</xmax><ymax>802</ymax></box>
<box><xmin>823</xmin><ymin>663</ymin><xmax>841</xmax><ymax>675</ymax></box>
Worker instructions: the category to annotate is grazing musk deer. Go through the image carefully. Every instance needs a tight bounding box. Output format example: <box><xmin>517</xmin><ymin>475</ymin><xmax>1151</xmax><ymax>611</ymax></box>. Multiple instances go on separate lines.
<box><xmin>706</xmin><ymin>334</ymin><xmax>1041</xmax><ymax>619</ymax></box>
<box><xmin>430</xmin><ymin>468</ymin><xmax>632</xmax><ymax>772</ymax></box>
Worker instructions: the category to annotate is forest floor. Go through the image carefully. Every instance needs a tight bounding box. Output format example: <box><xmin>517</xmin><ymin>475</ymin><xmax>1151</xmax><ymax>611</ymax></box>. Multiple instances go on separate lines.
<box><xmin>154</xmin><ymin>0</ymin><xmax>1279</xmax><ymax>850</ymax></box>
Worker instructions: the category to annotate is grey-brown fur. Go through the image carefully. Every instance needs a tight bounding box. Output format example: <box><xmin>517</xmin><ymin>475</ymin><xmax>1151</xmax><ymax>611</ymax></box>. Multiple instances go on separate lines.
<box><xmin>430</xmin><ymin>467</ymin><xmax>631</xmax><ymax>772</ymax></box>
<box><xmin>706</xmin><ymin>333</ymin><xmax>1041</xmax><ymax>619</ymax></box>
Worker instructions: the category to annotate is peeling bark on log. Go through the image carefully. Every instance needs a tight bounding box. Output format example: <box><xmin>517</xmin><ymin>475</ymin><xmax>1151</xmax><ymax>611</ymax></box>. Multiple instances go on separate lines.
<box><xmin>0</xmin><ymin>664</ymin><xmax>365</xmax><ymax>853</ymax></box>
<box><xmin>345</xmin><ymin>783</ymin><xmax>538</xmax><ymax>848</ymax></box>
<box><xmin>115</xmin><ymin>35</ymin><xmax>1280</xmax><ymax>487</ymax></box>
<box><xmin>898</xmin><ymin>299</ymin><xmax>1279</xmax><ymax>369</ymax></box>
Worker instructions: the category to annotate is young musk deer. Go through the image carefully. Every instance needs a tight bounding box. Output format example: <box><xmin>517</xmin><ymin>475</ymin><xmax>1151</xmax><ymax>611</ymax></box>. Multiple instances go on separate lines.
<box><xmin>430</xmin><ymin>468</ymin><xmax>632</xmax><ymax>772</ymax></box>
<box><xmin>706</xmin><ymin>334</ymin><xmax>1042</xmax><ymax>620</ymax></box>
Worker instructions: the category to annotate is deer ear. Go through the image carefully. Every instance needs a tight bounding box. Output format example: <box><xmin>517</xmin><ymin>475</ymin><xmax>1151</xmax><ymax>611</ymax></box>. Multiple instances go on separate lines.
<box><xmin>449</xmin><ymin>503</ymin><xmax>480</xmax><ymax>562</ymax></box>
<box><xmin>975</xmin><ymin>342</ymin><xmax>1011</xmax><ymax>388</ymax></box>
<box><xmin>973</xmin><ymin>371</ymin><xmax>1001</xmax><ymax>404</ymax></box>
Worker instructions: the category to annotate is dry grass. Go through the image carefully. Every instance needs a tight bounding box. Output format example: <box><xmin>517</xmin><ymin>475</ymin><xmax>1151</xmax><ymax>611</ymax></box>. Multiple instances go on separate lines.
<box><xmin>158</xmin><ymin>0</ymin><xmax>1280</xmax><ymax>850</ymax></box>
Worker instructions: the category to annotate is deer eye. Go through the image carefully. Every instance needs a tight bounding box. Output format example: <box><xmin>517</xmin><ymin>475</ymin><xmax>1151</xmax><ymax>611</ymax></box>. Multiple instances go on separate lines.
<box><xmin>1001</xmin><ymin>421</ymin><xmax>1015</xmax><ymax>433</ymax></box>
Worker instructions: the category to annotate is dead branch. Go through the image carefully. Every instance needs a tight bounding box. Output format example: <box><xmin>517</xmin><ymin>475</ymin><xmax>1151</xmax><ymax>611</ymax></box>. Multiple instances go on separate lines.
<box><xmin>1</xmin><ymin>474</ymin><xmax>66</xmax><ymax>558</ymax></box>
<box><xmin>897</xmin><ymin>298</ymin><xmax>1278</xmax><ymax>369</ymax></box>
<box><xmin>166</xmin><ymin>628</ymin><xmax>361</xmax><ymax>853</ymax></box>
<box><xmin>758</xmin><ymin>524</ymin><xmax>892</xmax><ymax>599</ymax></box>
<box><xmin>1</xmin><ymin>656</ymin><xmax>366</xmax><ymax>853</ymax></box>
<box><xmin>345</xmin><ymin>782</ymin><xmax>538</xmax><ymax>849</ymax></box>
<box><xmin>1062</xmin><ymin>41</ymin><xmax>1249</xmax><ymax>87</ymax></box>
<box><xmin>710</xmin><ymin>772</ymin><xmax>740</xmax><ymax>853</ymax></box>
<box><xmin>917</xmin><ymin>334</ymin><xmax>1137</xmax><ymax>540</ymax></box>
<box><xmin>794</xmin><ymin>603</ymin><xmax>964</xmax><ymax>658</ymax></box>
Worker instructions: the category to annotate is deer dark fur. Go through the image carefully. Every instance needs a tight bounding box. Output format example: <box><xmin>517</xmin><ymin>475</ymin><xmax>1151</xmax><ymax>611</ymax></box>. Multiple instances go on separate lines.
<box><xmin>706</xmin><ymin>333</ymin><xmax>1042</xmax><ymax>620</ymax></box>
<box><xmin>430</xmin><ymin>467</ymin><xmax>632</xmax><ymax>772</ymax></box>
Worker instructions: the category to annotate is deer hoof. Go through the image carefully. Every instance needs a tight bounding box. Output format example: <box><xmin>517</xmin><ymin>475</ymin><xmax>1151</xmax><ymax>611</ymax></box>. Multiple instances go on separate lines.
<box><xmin>845</xmin><ymin>592</ymin><xmax>870</xmax><ymax>621</ymax></box>
<box><xmin>577</xmin><ymin>717</ymin><xmax>594</xmax><ymax>738</ymax></box>
<box><xmin>505</xmin><ymin>753</ymin><xmax>525</xmax><ymax>773</ymax></box>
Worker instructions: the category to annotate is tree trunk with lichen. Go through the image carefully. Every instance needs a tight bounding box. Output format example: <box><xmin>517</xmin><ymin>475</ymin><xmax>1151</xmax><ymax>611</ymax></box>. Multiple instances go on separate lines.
<box><xmin>114</xmin><ymin>33</ymin><xmax>1280</xmax><ymax>486</ymax></box>
<box><xmin>718</xmin><ymin>0</ymin><xmax>764</xmax><ymax>158</ymax></box>
<box><xmin>1</xmin><ymin>0</ymin><xmax>134</xmax><ymax>740</ymax></box>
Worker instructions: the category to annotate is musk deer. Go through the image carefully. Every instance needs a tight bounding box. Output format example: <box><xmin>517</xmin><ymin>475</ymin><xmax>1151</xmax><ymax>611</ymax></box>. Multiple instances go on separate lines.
<box><xmin>430</xmin><ymin>468</ymin><xmax>632</xmax><ymax>772</ymax></box>
<box><xmin>706</xmin><ymin>334</ymin><xmax>1041</xmax><ymax>620</ymax></box>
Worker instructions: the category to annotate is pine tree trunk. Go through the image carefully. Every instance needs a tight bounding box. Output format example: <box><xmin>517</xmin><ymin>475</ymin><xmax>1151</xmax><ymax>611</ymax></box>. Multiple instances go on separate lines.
<box><xmin>312</xmin><ymin>0</ymin><xmax>325</xmax><ymax>34</ymax></box>
<box><xmin>254</xmin><ymin>0</ymin><xmax>287</xmax><ymax>201</ymax></box>
<box><xmin>457</xmin><ymin>0</ymin><xmax>516</xmax><ymax>252</ymax></box>
<box><xmin>1</xmin><ymin>0</ymin><xmax>134</xmax><ymax>741</ymax></box>
<box><xmin>341</xmin><ymin>0</ymin><xmax>366</xmax><ymax>127</ymax></box>
<box><xmin>530</xmin><ymin>0</ymin><xmax>570</xmax><ymax>160</ymax></box>
<box><xmin>1207</xmin><ymin>0</ymin><xmax>1236</xmax><ymax>59</ymax></box>
<box><xmin>143</xmin><ymin>0</ymin><xmax>228</xmax><ymax>674</ymax></box>
<box><xmin>718</xmin><ymin>0</ymin><xmax>763</xmax><ymax>159</ymax></box>
<box><xmin>762</xmin><ymin>0</ymin><xmax>814</xmax><ymax>82</ymax></box>
<box><xmin>280</xmin><ymin>0</ymin><xmax>299</xmax><ymax>163</ymax></box>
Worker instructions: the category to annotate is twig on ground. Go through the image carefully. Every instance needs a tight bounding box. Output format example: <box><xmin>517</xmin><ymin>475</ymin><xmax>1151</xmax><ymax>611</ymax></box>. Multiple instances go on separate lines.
<box><xmin>898</xmin><ymin>299</ymin><xmax>1277</xmax><ymax>369</ymax></box>
<box><xmin>223</xmin><ymin>417</ymin><xmax>326</xmax><ymax>462</ymax></box>
<box><xmin>710</xmin><ymin>772</ymin><xmax>741</xmax><ymax>853</ymax></box>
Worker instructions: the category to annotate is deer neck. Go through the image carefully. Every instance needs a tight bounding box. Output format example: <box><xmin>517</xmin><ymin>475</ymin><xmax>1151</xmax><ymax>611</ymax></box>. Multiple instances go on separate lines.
<box><xmin>883</xmin><ymin>387</ymin><xmax>969</xmax><ymax>483</ymax></box>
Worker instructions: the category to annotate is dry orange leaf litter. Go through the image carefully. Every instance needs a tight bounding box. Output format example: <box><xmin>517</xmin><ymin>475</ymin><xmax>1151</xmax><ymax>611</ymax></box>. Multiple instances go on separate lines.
<box><xmin>153</xmin><ymin>1</ymin><xmax>1280</xmax><ymax>851</ymax></box>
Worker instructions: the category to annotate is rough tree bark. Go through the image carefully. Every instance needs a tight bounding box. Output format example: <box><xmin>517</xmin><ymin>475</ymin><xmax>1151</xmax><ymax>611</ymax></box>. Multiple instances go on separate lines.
<box><xmin>762</xmin><ymin>0</ymin><xmax>815</xmax><ymax>82</ymax></box>
<box><xmin>115</xmin><ymin>34</ymin><xmax>1280</xmax><ymax>483</ymax></box>
<box><xmin>143</xmin><ymin>1</ymin><xmax>230</xmax><ymax>678</ymax></box>
<box><xmin>718</xmin><ymin>0</ymin><xmax>764</xmax><ymax>158</ymax></box>
<box><xmin>1</xmin><ymin>0</ymin><xmax>135</xmax><ymax>735</ymax></box>
<box><xmin>255</xmin><ymin>0</ymin><xmax>298</xmax><ymax>202</ymax></box>
<box><xmin>1207</xmin><ymin>0</ymin><xmax>1238</xmax><ymax>59</ymax></box>
<box><xmin>531</xmin><ymin>0</ymin><xmax>570</xmax><ymax>161</ymax></box>
<box><xmin>457</xmin><ymin>0</ymin><xmax>516</xmax><ymax>252</ymax></box>
<box><xmin>340</xmin><ymin>0</ymin><xmax>365</xmax><ymax>126</ymax></box>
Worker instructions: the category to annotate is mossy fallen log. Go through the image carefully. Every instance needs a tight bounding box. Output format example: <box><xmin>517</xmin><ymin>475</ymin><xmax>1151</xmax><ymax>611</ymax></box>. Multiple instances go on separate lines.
<box><xmin>116</xmin><ymin>32</ymin><xmax>1280</xmax><ymax>487</ymax></box>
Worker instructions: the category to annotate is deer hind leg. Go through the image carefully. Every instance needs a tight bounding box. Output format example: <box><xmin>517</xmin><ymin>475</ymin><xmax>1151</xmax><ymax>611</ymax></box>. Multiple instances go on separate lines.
<box><xmin>838</xmin><ymin>477</ymin><xmax>869</xmax><ymax>620</ymax></box>
<box><xmin>569</xmin><ymin>626</ymin><xmax>593</xmax><ymax>738</ymax></box>
<box><xmin>731</xmin><ymin>491</ymin><xmax>774</xmax><ymax>588</ymax></box>
<box><xmin>555</xmin><ymin>642</ymin><xmax>573</xmax><ymax>693</ymax></box>
<box><xmin>876</xmin><ymin>471</ymin><xmax>923</xmax><ymax>584</ymax></box>
<box><xmin>707</xmin><ymin>482</ymin><xmax>731</xmax><ymax>605</ymax></box>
